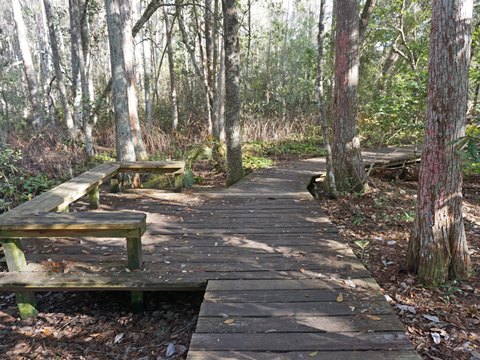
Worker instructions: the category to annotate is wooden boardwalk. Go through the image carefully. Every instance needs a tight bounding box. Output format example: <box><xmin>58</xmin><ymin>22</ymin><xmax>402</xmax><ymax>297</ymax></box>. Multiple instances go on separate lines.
<box><xmin>2</xmin><ymin>149</ymin><xmax>421</xmax><ymax>359</ymax></box>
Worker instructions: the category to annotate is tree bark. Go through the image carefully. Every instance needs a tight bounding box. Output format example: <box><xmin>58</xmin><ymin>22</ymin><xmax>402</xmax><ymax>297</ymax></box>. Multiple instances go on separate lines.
<box><xmin>69</xmin><ymin>0</ymin><xmax>83</xmax><ymax>133</ymax></box>
<box><xmin>332</xmin><ymin>0</ymin><xmax>365</xmax><ymax>193</ymax></box>
<box><xmin>359</xmin><ymin>0</ymin><xmax>377</xmax><ymax>44</ymax></box>
<box><xmin>12</xmin><ymin>0</ymin><xmax>45</xmax><ymax>128</ymax></box>
<box><xmin>222</xmin><ymin>0</ymin><xmax>242</xmax><ymax>186</ymax></box>
<box><xmin>105</xmin><ymin>0</ymin><xmax>137</xmax><ymax>162</ymax></box>
<box><xmin>317</xmin><ymin>0</ymin><xmax>337</xmax><ymax>198</ymax></box>
<box><xmin>43</xmin><ymin>0</ymin><xmax>74</xmax><ymax>135</ymax></box>
<box><xmin>407</xmin><ymin>0</ymin><xmax>472</xmax><ymax>285</ymax></box>
<box><xmin>164</xmin><ymin>5</ymin><xmax>180</xmax><ymax>130</ymax></box>
<box><xmin>141</xmin><ymin>0</ymin><xmax>153</xmax><ymax>128</ymax></box>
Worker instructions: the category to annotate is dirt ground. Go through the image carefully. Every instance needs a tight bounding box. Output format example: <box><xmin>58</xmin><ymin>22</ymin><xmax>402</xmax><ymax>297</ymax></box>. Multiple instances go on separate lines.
<box><xmin>1</xmin><ymin>161</ymin><xmax>479</xmax><ymax>359</ymax></box>
<box><xmin>317</xmin><ymin>174</ymin><xmax>480</xmax><ymax>360</ymax></box>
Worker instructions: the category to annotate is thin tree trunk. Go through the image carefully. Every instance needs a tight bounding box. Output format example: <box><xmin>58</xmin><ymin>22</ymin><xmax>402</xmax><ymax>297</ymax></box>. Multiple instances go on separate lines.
<box><xmin>178</xmin><ymin>1</ymin><xmax>213</xmax><ymax>134</ymax></box>
<box><xmin>317</xmin><ymin>0</ymin><xmax>337</xmax><ymax>198</ymax></box>
<box><xmin>359</xmin><ymin>0</ymin><xmax>376</xmax><ymax>44</ymax></box>
<box><xmin>222</xmin><ymin>0</ymin><xmax>242</xmax><ymax>186</ymax></box>
<box><xmin>217</xmin><ymin>37</ymin><xmax>225</xmax><ymax>141</ymax></box>
<box><xmin>43</xmin><ymin>0</ymin><xmax>74</xmax><ymax>135</ymax></box>
<box><xmin>105</xmin><ymin>0</ymin><xmax>136</xmax><ymax>162</ymax></box>
<box><xmin>205</xmin><ymin>0</ymin><xmax>216</xmax><ymax>136</ymax></box>
<box><xmin>164</xmin><ymin>5</ymin><xmax>180</xmax><ymax>130</ymax></box>
<box><xmin>142</xmin><ymin>0</ymin><xmax>153</xmax><ymax>128</ymax></box>
<box><xmin>212</xmin><ymin>0</ymin><xmax>221</xmax><ymax>140</ymax></box>
<box><xmin>264</xmin><ymin>20</ymin><xmax>272</xmax><ymax>105</ymax></box>
<box><xmin>69</xmin><ymin>0</ymin><xmax>83</xmax><ymax>133</ymax></box>
<box><xmin>79</xmin><ymin>0</ymin><xmax>94</xmax><ymax>158</ymax></box>
<box><xmin>12</xmin><ymin>0</ymin><xmax>45</xmax><ymax>128</ymax></box>
<box><xmin>332</xmin><ymin>0</ymin><xmax>366</xmax><ymax>193</ymax></box>
<box><xmin>280</xmin><ymin>0</ymin><xmax>290</xmax><ymax>121</ymax></box>
<box><xmin>407</xmin><ymin>0</ymin><xmax>472</xmax><ymax>285</ymax></box>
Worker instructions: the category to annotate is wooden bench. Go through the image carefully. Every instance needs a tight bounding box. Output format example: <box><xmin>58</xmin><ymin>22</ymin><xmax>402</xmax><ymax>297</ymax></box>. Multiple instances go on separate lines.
<box><xmin>116</xmin><ymin>161</ymin><xmax>185</xmax><ymax>192</ymax></box>
<box><xmin>4</xmin><ymin>162</ymin><xmax>121</xmax><ymax>215</ymax></box>
<box><xmin>0</xmin><ymin>212</ymin><xmax>146</xmax><ymax>318</ymax></box>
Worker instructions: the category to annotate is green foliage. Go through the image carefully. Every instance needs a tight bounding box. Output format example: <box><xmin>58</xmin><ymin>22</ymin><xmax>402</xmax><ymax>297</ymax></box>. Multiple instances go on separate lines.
<box><xmin>458</xmin><ymin>124</ymin><xmax>480</xmax><ymax>174</ymax></box>
<box><xmin>0</xmin><ymin>145</ymin><xmax>57</xmax><ymax>213</ymax></box>
<box><xmin>242</xmin><ymin>155</ymin><xmax>273</xmax><ymax>172</ymax></box>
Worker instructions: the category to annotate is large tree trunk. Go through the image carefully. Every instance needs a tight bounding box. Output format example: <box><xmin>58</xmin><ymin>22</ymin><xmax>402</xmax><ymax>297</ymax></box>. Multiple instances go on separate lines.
<box><xmin>222</xmin><ymin>0</ymin><xmax>242</xmax><ymax>186</ymax></box>
<box><xmin>164</xmin><ymin>5</ymin><xmax>180</xmax><ymax>130</ymax></box>
<box><xmin>407</xmin><ymin>0</ymin><xmax>472</xmax><ymax>286</ymax></box>
<box><xmin>105</xmin><ymin>0</ymin><xmax>136</xmax><ymax>162</ymax></box>
<box><xmin>12</xmin><ymin>0</ymin><xmax>45</xmax><ymax>128</ymax></box>
<box><xmin>43</xmin><ymin>0</ymin><xmax>74</xmax><ymax>135</ymax></box>
<box><xmin>317</xmin><ymin>0</ymin><xmax>337</xmax><ymax>198</ymax></box>
<box><xmin>332</xmin><ymin>0</ymin><xmax>366</xmax><ymax>193</ymax></box>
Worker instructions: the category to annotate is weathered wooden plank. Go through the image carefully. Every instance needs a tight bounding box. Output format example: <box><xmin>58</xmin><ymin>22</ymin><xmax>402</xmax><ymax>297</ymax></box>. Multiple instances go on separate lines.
<box><xmin>189</xmin><ymin>332</ymin><xmax>413</xmax><ymax>352</ymax></box>
<box><xmin>195</xmin><ymin>314</ymin><xmax>404</xmax><ymax>333</ymax></box>
<box><xmin>119</xmin><ymin>161</ymin><xmax>185</xmax><ymax>172</ymax></box>
<box><xmin>199</xmin><ymin>301</ymin><xmax>394</xmax><ymax>317</ymax></box>
<box><xmin>206</xmin><ymin>279</ymin><xmax>381</xmax><ymax>291</ymax></box>
<box><xmin>0</xmin><ymin>271</ymin><xmax>205</xmax><ymax>291</ymax></box>
<box><xmin>187</xmin><ymin>350</ymin><xmax>421</xmax><ymax>360</ymax></box>
<box><xmin>203</xmin><ymin>289</ymin><xmax>384</xmax><ymax>303</ymax></box>
<box><xmin>4</xmin><ymin>162</ymin><xmax>120</xmax><ymax>216</ymax></box>
<box><xmin>0</xmin><ymin>212</ymin><xmax>146</xmax><ymax>238</ymax></box>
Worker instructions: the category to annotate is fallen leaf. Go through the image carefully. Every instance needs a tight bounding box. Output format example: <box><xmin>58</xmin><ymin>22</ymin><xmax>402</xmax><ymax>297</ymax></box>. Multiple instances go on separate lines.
<box><xmin>336</xmin><ymin>293</ymin><xmax>343</xmax><ymax>303</ymax></box>
<box><xmin>395</xmin><ymin>304</ymin><xmax>416</xmax><ymax>314</ymax></box>
<box><xmin>431</xmin><ymin>332</ymin><xmax>441</xmax><ymax>344</ymax></box>
<box><xmin>366</xmin><ymin>315</ymin><xmax>381</xmax><ymax>321</ymax></box>
<box><xmin>309</xmin><ymin>351</ymin><xmax>318</xmax><ymax>357</ymax></box>
<box><xmin>166</xmin><ymin>342</ymin><xmax>176</xmax><ymax>357</ymax></box>
<box><xmin>224</xmin><ymin>319</ymin><xmax>235</xmax><ymax>325</ymax></box>
<box><xmin>423</xmin><ymin>314</ymin><xmax>440</xmax><ymax>323</ymax></box>
<box><xmin>114</xmin><ymin>333</ymin><xmax>124</xmax><ymax>344</ymax></box>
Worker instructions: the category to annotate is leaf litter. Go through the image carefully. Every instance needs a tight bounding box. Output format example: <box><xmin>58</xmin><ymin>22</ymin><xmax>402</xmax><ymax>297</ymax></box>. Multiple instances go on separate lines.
<box><xmin>318</xmin><ymin>174</ymin><xmax>480</xmax><ymax>360</ymax></box>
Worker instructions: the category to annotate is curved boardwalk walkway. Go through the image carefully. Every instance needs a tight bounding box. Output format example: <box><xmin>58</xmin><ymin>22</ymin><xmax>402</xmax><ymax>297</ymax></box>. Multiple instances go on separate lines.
<box><xmin>12</xmin><ymin>148</ymin><xmax>421</xmax><ymax>359</ymax></box>
<box><xmin>185</xmin><ymin>155</ymin><xmax>420</xmax><ymax>359</ymax></box>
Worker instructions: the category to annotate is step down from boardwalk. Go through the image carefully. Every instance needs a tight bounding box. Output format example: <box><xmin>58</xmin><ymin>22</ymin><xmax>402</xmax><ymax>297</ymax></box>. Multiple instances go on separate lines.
<box><xmin>188</xmin><ymin>279</ymin><xmax>420</xmax><ymax>359</ymax></box>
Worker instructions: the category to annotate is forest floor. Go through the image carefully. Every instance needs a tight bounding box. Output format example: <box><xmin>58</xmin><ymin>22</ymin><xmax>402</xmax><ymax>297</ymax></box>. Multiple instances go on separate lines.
<box><xmin>317</xmin><ymin>173</ymin><xmax>480</xmax><ymax>360</ymax></box>
<box><xmin>0</xmin><ymin>159</ymin><xmax>479</xmax><ymax>359</ymax></box>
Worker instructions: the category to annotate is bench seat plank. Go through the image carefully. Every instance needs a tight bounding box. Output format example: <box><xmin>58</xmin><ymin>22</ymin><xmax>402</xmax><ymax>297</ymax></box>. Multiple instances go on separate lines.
<box><xmin>119</xmin><ymin>161</ymin><xmax>185</xmax><ymax>173</ymax></box>
<box><xmin>4</xmin><ymin>162</ymin><xmax>120</xmax><ymax>216</ymax></box>
<box><xmin>0</xmin><ymin>212</ymin><xmax>146</xmax><ymax>238</ymax></box>
<box><xmin>0</xmin><ymin>271</ymin><xmax>205</xmax><ymax>291</ymax></box>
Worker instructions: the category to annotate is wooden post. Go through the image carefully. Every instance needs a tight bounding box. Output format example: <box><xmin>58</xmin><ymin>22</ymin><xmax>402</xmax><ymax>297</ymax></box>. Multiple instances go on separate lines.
<box><xmin>174</xmin><ymin>171</ymin><xmax>183</xmax><ymax>192</ymax></box>
<box><xmin>111</xmin><ymin>176</ymin><xmax>120</xmax><ymax>193</ymax></box>
<box><xmin>126</xmin><ymin>236</ymin><xmax>143</xmax><ymax>312</ymax></box>
<box><xmin>88</xmin><ymin>186</ymin><xmax>100</xmax><ymax>209</ymax></box>
<box><xmin>1</xmin><ymin>239</ymin><xmax>38</xmax><ymax>319</ymax></box>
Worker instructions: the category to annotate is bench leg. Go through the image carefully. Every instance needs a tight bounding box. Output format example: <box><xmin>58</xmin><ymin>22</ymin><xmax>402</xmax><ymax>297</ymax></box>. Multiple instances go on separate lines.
<box><xmin>88</xmin><ymin>185</ymin><xmax>100</xmax><ymax>209</ymax></box>
<box><xmin>127</xmin><ymin>236</ymin><xmax>144</xmax><ymax>312</ymax></box>
<box><xmin>1</xmin><ymin>239</ymin><xmax>38</xmax><ymax>319</ymax></box>
<box><xmin>174</xmin><ymin>172</ymin><xmax>183</xmax><ymax>192</ymax></box>
<box><xmin>110</xmin><ymin>176</ymin><xmax>120</xmax><ymax>193</ymax></box>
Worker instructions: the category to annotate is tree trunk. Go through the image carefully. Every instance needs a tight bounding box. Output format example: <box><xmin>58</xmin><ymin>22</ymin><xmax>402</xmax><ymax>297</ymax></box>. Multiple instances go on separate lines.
<box><xmin>332</xmin><ymin>0</ymin><xmax>366</xmax><ymax>193</ymax></box>
<box><xmin>69</xmin><ymin>0</ymin><xmax>83</xmax><ymax>133</ymax></box>
<box><xmin>105</xmin><ymin>0</ymin><xmax>136</xmax><ymax>162</ymax></box>
<box><xmin>124</xmin><ymin>0</ymin><xmax>148</xmax><ymax>160</ymax></box>
<box><xmin>141</xmin><ymin>0</ymin><xmax>153</xmax><ymax>128</ymax></box>
<box><xmin>407</xmin><ymin>0</ymin><xmax>472</xmax><ymax>286</ymax></box>
<box><xmin>317</xmin><ymin>0</ymin><xmax>337</xmax><ymax>198</ymax></box>
<box><xmin>43</xmin><ymin>0</ymin><xmax>74</xmax><ymax>135</ymax></box>
<box><xmin>12</xmin><ymin>0</ymin><xmax>45</xmax><ymax>128</ymax></box>
<box><xmin>164</xmin><ymin>5</ymin><xmax>180</xmax><ymax>130</ymax></box>
<box><xmin>216</xmin><ymin>37</ymin><xmax>226</xmax><ymax>141</ymax></box>
<box><xmin>222</xmin><ymin>0</ymin><xmax>242</xmax><ymax>186</ymax></box>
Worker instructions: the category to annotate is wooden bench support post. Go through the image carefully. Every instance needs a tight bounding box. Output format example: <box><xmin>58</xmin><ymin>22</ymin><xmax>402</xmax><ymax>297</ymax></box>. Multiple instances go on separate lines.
<box><xmin>1</xmin><ymin>239</ymin><xmax>38</xmax><ymax>319</ymax></box>
<box><xmin>127</xmin><ymin>236</ymin><xmax>144</xmax><ymax>312</ymax></box>
<box><xmin>110</xmin><ymin>176</ymin><xmax>120</xmax><ymax>193</ymax></box>
<box><xmin>88</xmin><ymin>186</ymin><xmax>100</xmax><ymax>209</ymax></box>
<box><xmin>174</xmin><ymin>171</ymin><xmax>183</xmax><ymax>192</ymax></box>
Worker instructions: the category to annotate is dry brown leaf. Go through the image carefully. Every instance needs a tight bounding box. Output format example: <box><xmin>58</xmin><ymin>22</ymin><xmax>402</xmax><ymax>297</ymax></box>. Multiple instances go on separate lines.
<box><xmin>366</xmin><ymin>315</ymin><xmax>381</xmax><ymax>321</ymax></box>
<box><xmin>336</xmin><ymin>293</ymin><xmax>344</xmax><ymax>303</ymax></box>
<box><xmin>224</xmin><ymin>319</ymin><xmax>235</xmax><ymax>325</ymax></box>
